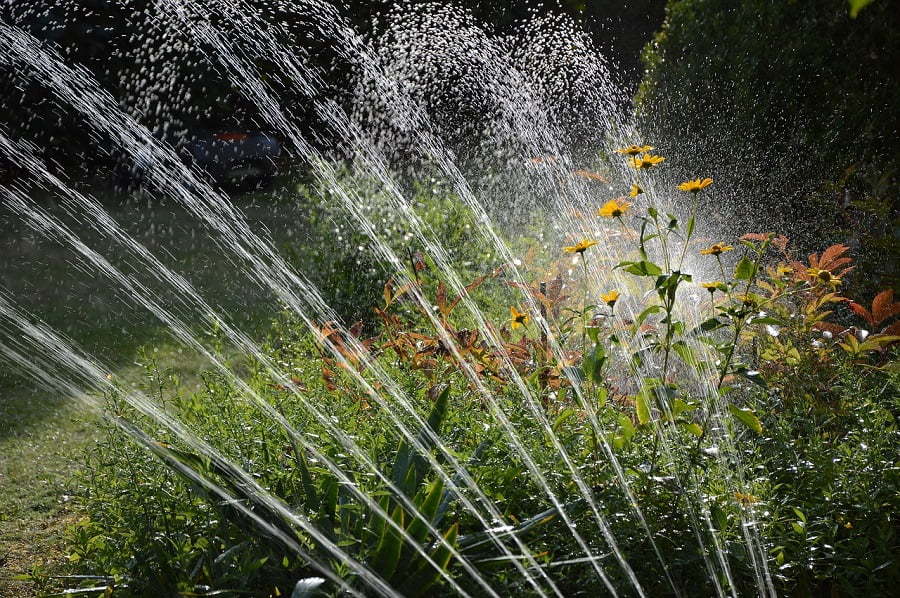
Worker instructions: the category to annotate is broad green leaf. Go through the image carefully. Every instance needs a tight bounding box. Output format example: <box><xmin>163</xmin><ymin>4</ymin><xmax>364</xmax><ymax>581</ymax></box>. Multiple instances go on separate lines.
<box><xmin>392</xmin><ymin>385</ymin><xmax>451</xmax><ymax>493</ymax></box>
<box><xmin>672</xmin><ymin>398</ymin><xmax>697</xmax><ymax>417</ymax></box>
<box><xmin>734</xmin><ymin>256</ymin><xmax>758</xmax><ymax>280</ymax></box>
<box><xmin>635</xmin><ymin>392</ymin><xmax>651</xmax><ymax>426</ymax></box>
<box><xmin>680</xmin><ymin>422</ymin><xmax>703</xmax><ymax>437</ymax></box>
<box><xmin>635</xmin><ymin>304</ymin><xmax>664</xmax><ymax>327</ymax></box>
<box><xmin>728</xmin><ymin>404</ymin><xmax>763</xmax><ymax>434</ymax></box>
<box><xmin>552</xmin><ymin>408</ymin><xmax>576</xmax><ymax>433</ymax></box>
<box><xmin>616</xmin><ymin>260</ymin><xmax>663</xmax><ymax>276</ymax></box>
<box><xmin>582</xmin><ymin>344</ymin><xmax>607</xmax><ymax>383</ymax></box>
<box><xmin>320</xmin><ymin>478</ymin><xmax>338</xmax><ymax>528</ymax></box>
<box><xmin>372</xmin><ymin>503</ymin><xmax>405</xmax><ymax>579</ymax></box>
<box><xmin>710</xmin><ymin>503</ymin><xmax>728</xmax><ymax>531</ymax></box>
<box><xmin>407</xmin><ymin>478</ymin><xmax>444</xmax><ymax>544</ymax></box>
<box><xmin>618</xmin><ymin>414</ymin><xmax>635</xmax><ymax>441</ymax></box>
<box><xmin>400</xmin><ymin>524</ymin><xmax>459</xmax><ymax>597</ymax></box>
<box><xmin>672</xmin><ymin>340</ymin><xmax>697</xmax><ymax>366</ymax></box>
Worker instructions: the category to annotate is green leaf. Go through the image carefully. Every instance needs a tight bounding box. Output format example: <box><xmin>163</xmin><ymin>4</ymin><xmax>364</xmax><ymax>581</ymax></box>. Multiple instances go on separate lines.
<box><xmin>320</xmin><ymin>478</ymin><xmax>338</xmax><ymax>529</ymax></box>
<box><xmin>672</xmin><ymin>398</ymin><xmax>697</xmax><ymax>417</ymax></box>
<box><xmin>582</xmin><ymin>344</ymin><xmax>607</xmax><ymax>383</ymax></box>
<box><xmin>710</xmin><ymin>503</ymin><xmax>728</xmax><ymax>531</ymax></box>
<box><xmin>400</xmin><ymin>524</ymin><xmax>459</xmax><ymax>597</ymax></box>
<box><xmin>635</xmin><ymin>392</ymin><xmax>651</xmax><ymax>426</ymax></box>
<box><xmin>728</xmin><ymin>404</ymin><xmax>763</xmax><ymax>434</ymax></box>
<box><xmin>552</xmin><ymin>408</ymin><xmax>576</xmax><ymax>434</ymax></box>
<box><xmin>672</xmin><ymin>340</ymin><xmax>698</xmax><ymax>366</ymax></box>
<box><xmin>597</xmin><ymin>386</ymin><xmax>608</xmax><ymax>407</ymax></box>
<box><xmin>734</xmin><ymin>256</ymin><xmax>758</xmax><ymax>280</ymax></box>
<box><xmin>635</xmin><ymin>304</ymin><xmax>664</xmax><ymax>328</ymax></box>
<box><xmin>616</xmin><ymin>260</ymin><xmax>663</xmax><ymax>276</ymax></box>
<box><xmin>618</xmin><ymin>414</ymin><xmax>635</xmax><ymax>441</ymax></box>
<box><xmin>392</xmin><ymin>385</ymin><xmax>451</xmax><ymax>494</ymax></box>
<box><xmin>848</xmin><ymin>0</ymin><xmax>876</xmax><ymax>18</ymax></box>
<box><xmin>680</xmin><ymin>422</ymin><xmax>703</xmax><ymax>437</ymax></box>
<box><xmin>407</xmin><ymin>478</ymin><xmax>444</xmax><ymax>544</ymax></box>
<box><xmin>372</xmin><ymin>503</ymin><xmax>405</xmax><ymax>579</ymax></box>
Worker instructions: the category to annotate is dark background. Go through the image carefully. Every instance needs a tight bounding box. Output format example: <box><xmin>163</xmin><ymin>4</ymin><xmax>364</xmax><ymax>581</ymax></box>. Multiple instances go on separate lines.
<box><xmin>1</xmin><ymin>0</ymin><xmax>897</xmax><ymax>289</ymax></box>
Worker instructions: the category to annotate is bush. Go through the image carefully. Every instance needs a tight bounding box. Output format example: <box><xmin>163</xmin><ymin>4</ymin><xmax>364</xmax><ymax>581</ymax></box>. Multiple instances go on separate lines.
<box><xmin>636</xmin><ymin>0</ymin><xmax>900</xmax><ymax>292</ymax></box>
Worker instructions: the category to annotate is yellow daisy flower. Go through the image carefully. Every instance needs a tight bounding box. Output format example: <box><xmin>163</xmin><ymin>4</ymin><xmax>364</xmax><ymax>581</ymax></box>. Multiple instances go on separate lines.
<box><xmin>806</xmin><ymin>267</ymin><xmax>842</xmax><ymax>288</ymax></box>
<box><xmin>733</xmin><ymin>491</ymin><xmax>759</xmax><ymax>506</ymax></box>
<box><xmin>628</xmin><ymin>183</ymin><xmax>643</xmax><ymax>197</ymax></box>
<box><xmin>626</xmin><ymin>153</ymin><xmax>666</xmax><ymax>169</ymax></box>
<box><xmin>700</xmin><ymin>281</ymin><xmax>724</xmax><ymax>294</ymax></box>
<box><xmin>509</xmin><ymin>306</ymin><xmax>529</xmax><ymax>329</ymax></box>
<box><xmin>699</xmin><ymin>243</ymin><xmax>734</xmax><ymax>256</ymax></box>
<box><xmin>564</xmin><ymin>239</ymin><xmax>598</xmax><ymax>254</ymax></box>
<box><xmin>615</xmin><ymin>144</ymin><xmax>654</xmax><ymax>156</ymax></box>
<box><xmin>677</xmin><ymin>177</ymin><xmax>714</xmax><ymax>193</ymax></box>
<box><xmin>597</xmin><ymin>198</ymin><xmax>631</xmax><ymax>219</ymax></box>
<box><xmin>601</xmin><ymin>290</ymin><xmax>620</xmax><ymax>307</ymax></box>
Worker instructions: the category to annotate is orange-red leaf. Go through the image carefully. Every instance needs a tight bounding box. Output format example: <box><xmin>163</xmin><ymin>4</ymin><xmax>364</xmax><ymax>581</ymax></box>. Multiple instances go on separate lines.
<box><xmin>848</xmin><ymin>302</ymin><xmax>875</xmax><ymax>326</ymax></box>
<box><xmin>881</xmin><ymin>321</ymin><xmax>900</xmax><ymax>337</ymax></box>
<box><xmin>818</xmin><ymin>244</ymin><xmax>850</xmax><ymax>268</ymax></box>
<box><xmin>436</xmin><ymin>282</ymin><xmax>449</xmax><ymax>316</ymax></box>
<box><xmin>872</xmin><ymin>289</ymin><xmax>900</xmax><ymax>325</ymax></box>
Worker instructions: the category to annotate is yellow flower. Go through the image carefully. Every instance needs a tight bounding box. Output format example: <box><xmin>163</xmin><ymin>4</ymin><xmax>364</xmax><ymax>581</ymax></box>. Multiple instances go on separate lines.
<box><xmin>628</xmin><ymin>183</ymin><xmax>643</xmax><ymax>197</ymax></box>
<box><xmin>733</xmin><ymin>491</ymin><xmax>758</xmax><ymax>506</ymax></box>
<box><xmin>699</xmin><ymin>243</ymin><xmax>734</xmax><ymax>256</ymax></box>
<box><xmin>615</xmin><ymin>144</ymin><xmax>654</xmax><ymax>156</ymax></box>
<box><xmin>564</xmin><ymin>239</ymin><xmax>598</xmax><ymax>254</ymax></box>
<box><xmin>806</xmin><ymin>267</ymin><xmax>841</xmax><ymax>288</ymax></box>
<box><xmin>509</xmin><ymin>306</ymin><xmax>529</xmax><ymax>329</ymax></box>
<box><xmin>627</xmin><ymin>153</ymin><xmax>666</xmax><ymax>169</ymax></box>
<box><xmin>597</xmin><ymin>198</ymin><xmax>631</xmax><ymax>219</ymax></box>
<box><xmin>601</xmin><ymin>290</ymin><xmax>620</xmax><ymax>307</ymax></box>
<box><xmin>700</xmin><ymin>281</ymin><xmax>724</xmax><ymax>294</ymax></box>
<box><xmin>677</xmin><ymin>177</ymin><xmax>713</xmax><ymax>193</ymax></box>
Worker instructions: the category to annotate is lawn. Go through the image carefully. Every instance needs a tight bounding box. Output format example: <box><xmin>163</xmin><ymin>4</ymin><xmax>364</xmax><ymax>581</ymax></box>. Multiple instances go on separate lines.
<box><xmin>0</xmin><ymin>179</ymin><xmax>315</xmax><ymax>596</ymax></box>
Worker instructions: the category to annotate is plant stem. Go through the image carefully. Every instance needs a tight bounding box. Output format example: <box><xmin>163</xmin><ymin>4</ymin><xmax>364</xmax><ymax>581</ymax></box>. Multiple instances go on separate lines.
<box><xmin>677</xmin><ymin>194</ymin><xmax>699</xmax><ymax>270</ymax></box>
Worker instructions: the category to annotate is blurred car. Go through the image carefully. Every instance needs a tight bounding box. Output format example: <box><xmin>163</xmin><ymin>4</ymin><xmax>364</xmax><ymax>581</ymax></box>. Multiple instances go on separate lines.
<box><xmin>116</xmin><ymin>130</ymin><xmax>282</xmax><ymax>192</ymax></box>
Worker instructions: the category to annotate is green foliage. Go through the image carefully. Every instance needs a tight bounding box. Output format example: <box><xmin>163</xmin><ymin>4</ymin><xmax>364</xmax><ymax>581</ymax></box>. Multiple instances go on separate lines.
<box><xmin>64</xmin><ymin>160</ymin><xmax>899</xmax><ymax>596</ymax></box>
<box><xmin>637</xmin><ymin>0</ymin><xmax>900</xmax><ymax>292</ymax></box>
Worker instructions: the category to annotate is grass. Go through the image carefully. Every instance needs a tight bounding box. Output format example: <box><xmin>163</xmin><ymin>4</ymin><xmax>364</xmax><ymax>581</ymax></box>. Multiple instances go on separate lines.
<box><xmin>0</xmin><ymin>176</ymin><xmax>320</xmax><ymax>596</ymax></box>
<box><xmin>0</xmin><ymin>379</ymin><xmax>97</xmax><ymax>597</ymax></box>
